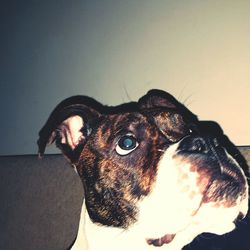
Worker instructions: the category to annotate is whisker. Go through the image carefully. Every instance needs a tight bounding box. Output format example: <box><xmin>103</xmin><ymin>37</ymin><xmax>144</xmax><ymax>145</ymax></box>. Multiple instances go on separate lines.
<box><xmin>157</xmin><ymin>149</ymin><xmax>165</xmax><ymax>152</ymax></box>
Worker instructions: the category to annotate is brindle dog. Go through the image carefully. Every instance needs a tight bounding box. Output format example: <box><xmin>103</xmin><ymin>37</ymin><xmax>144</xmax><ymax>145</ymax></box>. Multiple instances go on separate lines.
<box><xmin>38</xmin><ymin>89</ymin><xmax>249</xmax><ymax>250</ymax></box>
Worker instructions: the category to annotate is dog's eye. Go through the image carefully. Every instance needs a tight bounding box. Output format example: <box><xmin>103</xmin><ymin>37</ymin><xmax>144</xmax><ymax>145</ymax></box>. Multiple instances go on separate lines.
<box><xmin>116</xmin><ymin>135</ymin><xmax>139</xmax><ymax>155</ymax></box>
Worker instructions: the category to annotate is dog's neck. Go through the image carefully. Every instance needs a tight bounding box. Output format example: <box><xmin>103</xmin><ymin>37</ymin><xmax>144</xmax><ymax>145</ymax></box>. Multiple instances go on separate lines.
<box><xmin>71</xmin><ymin>202</ymin><xmax>191</xmax><ymax>250</ymax></box>
<box><xmin>78</xmin><ymin>205</ymin><xmax>144</xmax><ymax>250</ymax></box>
<box><xmin>71</xmin><ymin>201</ymin><xmax>154</xmax><ymax>250</ymax></box>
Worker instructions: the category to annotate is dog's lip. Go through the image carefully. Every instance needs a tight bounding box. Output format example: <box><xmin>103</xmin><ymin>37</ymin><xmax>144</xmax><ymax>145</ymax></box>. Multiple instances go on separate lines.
<box><xmin>146</xmin><ymin>234</ymin><xmax>176</xmax><ymax>246</ymax></box>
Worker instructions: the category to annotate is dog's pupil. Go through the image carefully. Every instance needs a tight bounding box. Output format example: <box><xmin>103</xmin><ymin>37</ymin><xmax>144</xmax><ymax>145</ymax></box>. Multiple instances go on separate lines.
<box><xmin>120</xmin><ymin>136</ymin><xmax>135</xmax><ymax>149</ymax></box>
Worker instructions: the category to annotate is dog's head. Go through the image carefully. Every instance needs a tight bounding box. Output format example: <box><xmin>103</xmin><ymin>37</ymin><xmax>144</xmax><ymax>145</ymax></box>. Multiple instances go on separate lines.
<box><xmin>38</xmin><ymin>89</ymin><xmax>249</xmax><ymax>248</ymax></box>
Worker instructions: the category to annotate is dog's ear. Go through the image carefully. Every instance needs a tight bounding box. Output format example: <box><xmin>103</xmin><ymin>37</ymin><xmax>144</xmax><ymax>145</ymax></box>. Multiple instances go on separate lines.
<box><xmin>138</xmin><ymin>89</ymin><xmax>198</xmax><ymax>141</ymax></box>
<box><xmin>37</xmin><ymin>95</ymin><xmax>102</xmax><ymax>163</ymax></box>
<box><xmin>138</xmin><ymin>89</ymin><xmax>183</xmax><ymax>110</ymax></box>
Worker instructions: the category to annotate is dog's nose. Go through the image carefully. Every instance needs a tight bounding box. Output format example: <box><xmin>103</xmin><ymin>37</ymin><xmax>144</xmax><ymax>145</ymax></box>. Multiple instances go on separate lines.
<box><xmin>179</xmin><ymin>135</ymin><xmax>217</xmax><ymax>154</ymax></box>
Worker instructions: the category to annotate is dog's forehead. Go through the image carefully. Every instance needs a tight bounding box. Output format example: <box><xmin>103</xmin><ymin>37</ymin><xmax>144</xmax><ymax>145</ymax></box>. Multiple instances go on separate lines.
<box><xmin>99</xmin><ymin>106</ymin><xmax>190</xmax><ymax>130</ymax></box>
<box><xmin>95</xmin><ymin>112</ymin><xmax>153</xmax><ymax>139</ymax></box>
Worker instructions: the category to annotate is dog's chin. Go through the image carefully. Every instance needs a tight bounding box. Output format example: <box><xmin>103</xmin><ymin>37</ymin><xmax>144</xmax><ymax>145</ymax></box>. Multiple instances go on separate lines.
<box><xmin>142</xmin><ymin>203</ymin><xmax>241</xmax><ymax>249</ymax></box>
<box><xmin>144</xmin><ymin>210</ymin><xmax>238</xmax><ymax>249</ymax></box>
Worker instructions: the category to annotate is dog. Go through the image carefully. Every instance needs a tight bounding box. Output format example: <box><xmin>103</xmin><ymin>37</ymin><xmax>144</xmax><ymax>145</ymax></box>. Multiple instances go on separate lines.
<box><xmin>38</xmin><ymin>89</ymin><xmax>249</xmax><ymax>250</ymax></box>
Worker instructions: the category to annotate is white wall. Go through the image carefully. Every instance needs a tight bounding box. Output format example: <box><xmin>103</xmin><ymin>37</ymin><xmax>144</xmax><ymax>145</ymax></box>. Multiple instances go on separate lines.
<box><xmin>1</xmin><ymin>0</ymin><xmax>250</xmax><ymax>155</ymax></box>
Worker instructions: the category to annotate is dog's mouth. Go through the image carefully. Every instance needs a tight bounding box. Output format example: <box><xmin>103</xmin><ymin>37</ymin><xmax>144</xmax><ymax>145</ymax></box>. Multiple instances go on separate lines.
<box><xmin>147</xmin><ymin>234</ymin><xmax>176</xmax><ymax>246</ymax></box>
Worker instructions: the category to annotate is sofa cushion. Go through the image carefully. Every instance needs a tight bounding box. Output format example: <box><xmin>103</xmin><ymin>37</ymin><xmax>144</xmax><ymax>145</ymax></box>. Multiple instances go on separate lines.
<box><xmin>0</xmin><ymin>155</ymin><xmax>83</xmax><ymax>250</ymax></box>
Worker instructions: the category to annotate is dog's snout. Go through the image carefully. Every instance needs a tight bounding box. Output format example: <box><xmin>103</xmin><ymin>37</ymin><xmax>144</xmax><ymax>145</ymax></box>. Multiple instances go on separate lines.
<box><xmin>177</xmin><ymin>134</ymin><xmax>248</xmax><ymax>208</ymax></box>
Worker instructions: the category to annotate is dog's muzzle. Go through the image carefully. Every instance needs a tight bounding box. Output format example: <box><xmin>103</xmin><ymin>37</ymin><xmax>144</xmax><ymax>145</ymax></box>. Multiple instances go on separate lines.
<box><xmin>177</xmin><ymin>135</ymin><xmax>248</xmax><ymax>209</ymax></box>
<box><xmin>145</xmin><ymin>134</ymin><xmax>248</xmax><ymax>248</ymax></box>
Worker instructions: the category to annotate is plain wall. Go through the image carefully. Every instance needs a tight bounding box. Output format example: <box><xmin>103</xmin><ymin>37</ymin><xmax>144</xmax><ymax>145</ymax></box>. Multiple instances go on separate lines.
<box><xmin>1</xmin><ymin>0</ymin><xmax>250</xmax><ymax>155</ymax></box>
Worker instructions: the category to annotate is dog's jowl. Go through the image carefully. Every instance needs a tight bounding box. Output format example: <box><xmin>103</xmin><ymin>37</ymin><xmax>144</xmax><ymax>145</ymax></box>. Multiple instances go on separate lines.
<box><xmin>38</xmin><ymin>89</ymin><xmax>249</xmax><ymax>250</ymax></box>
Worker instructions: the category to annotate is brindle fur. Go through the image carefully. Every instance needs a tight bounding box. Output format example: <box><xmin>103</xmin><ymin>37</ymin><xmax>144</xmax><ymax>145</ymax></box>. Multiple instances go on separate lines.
<box><xmin>38</xmin><ymin>89</ymin><xmax>249</xmax><ymax>249</ymax></box>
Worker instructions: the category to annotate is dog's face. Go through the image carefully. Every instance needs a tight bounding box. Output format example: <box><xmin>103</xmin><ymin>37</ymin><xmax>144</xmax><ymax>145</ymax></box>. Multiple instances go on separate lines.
<box><xmin>38</xmin><ymin>89</ymin><xmax>249</xmax><ymax>249</ymax></box>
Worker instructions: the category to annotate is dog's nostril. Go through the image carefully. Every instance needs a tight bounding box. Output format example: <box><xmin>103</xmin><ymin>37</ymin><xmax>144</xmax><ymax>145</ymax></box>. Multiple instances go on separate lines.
<box><xmin>179</xmin><ymin>136</ymin><xmax>217</xmax><ymax>154</ymax></box>
<box><xmin>194</xmin><ymin>137</ymin><xmax>222</xmax><ymax>154</ymax></box>
<box><xmin>186</xmin><ymin>137</ymin><xmax>208</xmax><ymax>154</ymax></box>
<box><xmin>193</xmin><ymin>138</ymin><xmax>206</xmax><ymax>152</ymax></box>
<box><xmin>213</xmin><ymin>138</ymin><xmax>220</xmax><ymax>147</ymax></box>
